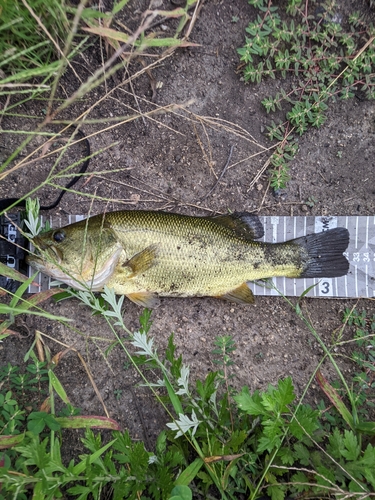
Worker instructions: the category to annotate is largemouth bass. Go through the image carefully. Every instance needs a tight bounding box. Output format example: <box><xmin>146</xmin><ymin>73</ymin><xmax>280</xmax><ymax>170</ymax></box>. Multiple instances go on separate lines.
<box><xmin>27</xmin><ymin>211</ymin><xmax>350</xmax><ymax>307</ymax></box>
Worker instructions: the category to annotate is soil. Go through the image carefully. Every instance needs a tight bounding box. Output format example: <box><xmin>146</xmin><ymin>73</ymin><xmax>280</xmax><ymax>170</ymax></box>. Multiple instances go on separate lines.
<box><xmin>2</xmin><ymin>0</ymin><xmax>375</xmax><ymax>471</ymax></box>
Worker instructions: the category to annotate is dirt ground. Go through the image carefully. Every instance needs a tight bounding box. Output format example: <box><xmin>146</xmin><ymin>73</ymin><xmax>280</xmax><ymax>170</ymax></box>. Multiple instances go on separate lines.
<box><xmin>2</xmin><ymin>0</ymin><xmax>375</xmax><ymax>457</ymax></box>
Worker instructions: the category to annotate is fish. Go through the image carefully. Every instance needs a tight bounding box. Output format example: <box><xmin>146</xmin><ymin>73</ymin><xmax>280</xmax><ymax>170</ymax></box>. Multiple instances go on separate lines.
<box><xmin>26</xmin><ymin>211</ymin><xmax>350</xmax><ymax>308</ymax></box>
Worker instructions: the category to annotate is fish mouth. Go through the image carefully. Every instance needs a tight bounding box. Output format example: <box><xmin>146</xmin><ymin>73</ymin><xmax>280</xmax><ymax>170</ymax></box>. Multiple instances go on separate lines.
<box><xmin>41</xmin><ymin>245</ymin><xmax>63</xmax><ymax>264</ymax></box>
<box><xmin>26</xmin><ymin>237</ymin><xmax>64</xmax><ymax>278</ymax></box>
<box><xmin>31</xmin><ymin>237</ymin><xmax>63</xmax><ymax>265</ymax></box>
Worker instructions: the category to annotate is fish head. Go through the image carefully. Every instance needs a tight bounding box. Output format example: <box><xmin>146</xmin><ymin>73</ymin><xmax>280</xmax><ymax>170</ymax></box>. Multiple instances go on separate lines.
<box><xmin>26</xmin><ymin>217</ymin><xmax>123</xmax><ymax>291</ymax></box>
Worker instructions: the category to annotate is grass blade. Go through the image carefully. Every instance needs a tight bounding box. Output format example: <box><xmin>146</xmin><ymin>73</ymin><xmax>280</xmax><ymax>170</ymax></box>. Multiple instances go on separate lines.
<box><xmin>174</xmin><ymin>458</ymin><xmax>204</xmax><ymax>485</ymax></box>
<box><xmin>316</xmin><ymin>369</ymin><xmax>355</xmax><ymax>431</ymax></box>
<box><xmin>55</xmin><ymin>416</ymin><xmax>121</xmax><ymax>430</ymax></box>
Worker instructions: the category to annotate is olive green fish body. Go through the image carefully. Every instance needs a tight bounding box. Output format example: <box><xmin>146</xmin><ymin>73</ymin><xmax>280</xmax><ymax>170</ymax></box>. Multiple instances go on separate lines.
<box><xmin>27</xmin><ymin>211</ymin><xmax>350</xmax><ymax>307</ymax></box>
<box><xmin>105</xmin><ymin>211</ymin><xmax>305</xmax><ymax>296</ymax></box>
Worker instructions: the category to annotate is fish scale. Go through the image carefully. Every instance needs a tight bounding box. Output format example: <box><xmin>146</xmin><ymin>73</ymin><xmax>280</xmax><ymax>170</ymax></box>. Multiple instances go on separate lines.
<box><xmin>99</xmin><ymin>211</ymin><xmax>294</xmax><ymax>299</ymax></box>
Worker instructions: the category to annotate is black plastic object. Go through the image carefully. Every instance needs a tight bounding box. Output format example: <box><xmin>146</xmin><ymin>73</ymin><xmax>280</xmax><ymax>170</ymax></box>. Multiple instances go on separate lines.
<box><xmin>0</xmin><ymin>213</ymin><xmax>27</xmax><ymax>293</ymax></box>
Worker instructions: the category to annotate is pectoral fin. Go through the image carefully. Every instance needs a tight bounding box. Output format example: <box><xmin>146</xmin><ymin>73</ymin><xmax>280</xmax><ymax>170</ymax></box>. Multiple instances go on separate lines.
<box><xmin>126</xmin><ymin>291</ymin><xmax>160</xmax><ymax>308</ymax></box>
<box><xmin>123</xmin><ymin>244</ymin><xmax>158</xmax><ymax>278</ymax></box>
<box><xmin>217</xmin><ymin>283</ymin><xmax>255</xmax><ymax>304</ymax></box>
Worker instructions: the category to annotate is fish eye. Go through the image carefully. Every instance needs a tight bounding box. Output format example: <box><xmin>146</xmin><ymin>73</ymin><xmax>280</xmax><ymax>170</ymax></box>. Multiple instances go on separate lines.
<box><xmin>52</xmin><ymin>230</ymin><xmax>66</xmax><ymax>243</ymax></box>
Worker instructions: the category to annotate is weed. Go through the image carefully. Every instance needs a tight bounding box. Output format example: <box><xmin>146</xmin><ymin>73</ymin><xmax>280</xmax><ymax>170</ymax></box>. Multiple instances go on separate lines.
<box><xmin>238</xmin><ymin>0</ymin><xmax>375</xmax><ymax>190</ymax></box>
<box><xmin>1</xmin><ymin>0</ymin><xmax>374</xmax><ymax>489</ymax></box>
<box><xmin>305</xmin><ymin>195</ymin><xmax>318</xmax><ymax>208</ymax></box>
<box><xmin>2</xmin><ymin>279</ymin><xmax>375</xmax><ymax>497</ymax></box>
<box><xmin>342</xmin><ymin>307</ymin><xmax>375</xmax><ymax>420</ymax></box>
<box><xmin>0</xmin><ymin>0</ymin><xmax>70</xmax><ymax>75</ymax></box>
<box><xmin>113</xmin><ymin>388</ymin><xmax>123</xmax><ymax>400</ymax></box>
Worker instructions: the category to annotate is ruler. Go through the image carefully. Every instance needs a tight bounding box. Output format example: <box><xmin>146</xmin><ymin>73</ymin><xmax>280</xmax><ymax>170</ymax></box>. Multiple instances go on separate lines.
<box><xmin>248</xmin><ymin>216</ymin><xmax>374</xmax><ymax>299</ymax></box>
<box><xmin>28</xmin><ymin>215</ymin><xmax>375</xmax><ymax>299</ymax></box>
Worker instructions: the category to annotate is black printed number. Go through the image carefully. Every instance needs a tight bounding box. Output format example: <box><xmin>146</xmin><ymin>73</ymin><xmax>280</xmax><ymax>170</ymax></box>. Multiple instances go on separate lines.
<box><xmin>321</xmin><ymin>282</ymin><xmax>330</xmax><ymax>294</ymax></box>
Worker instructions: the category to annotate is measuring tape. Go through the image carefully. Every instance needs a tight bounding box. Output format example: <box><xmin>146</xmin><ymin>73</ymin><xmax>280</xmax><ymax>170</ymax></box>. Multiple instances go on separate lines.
<box><xmin>27</xmin><ymin>215</ymin><xmax>374</xmax><ymax>299</ymax></box>
<box><xmin>248</xmin><ymin>215</ymin><xmax>374</xmax><ymax>299</ymax></box>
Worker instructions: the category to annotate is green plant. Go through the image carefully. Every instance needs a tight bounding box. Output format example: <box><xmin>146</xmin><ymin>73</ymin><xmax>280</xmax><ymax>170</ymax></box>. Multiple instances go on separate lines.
<box><xmin>113</xmin><ymin>388</ymin><xmax>123</xmax><ymax>400</ymax></box>
<box><xmin>0</xmin><ymin>311</ymin><xmax>190</xmax><ymax>499</ymax></box>
<box><xmin>305</xmin><ymin>195</ymin><xmax>317</xmax><ymax>208</ymax></box>
<box><xmin>2</xmin><ymin>277</ymin><xmax>375</xmax><ymax>498</ymax></box>
<box><xmin>0</xmin><ymin>0</ymin><xmax>70</xmax><ymax>75</ymax></box>
<box><xmin>1</xmin><ymin>356</ymin><xmax>48</xmax><ymax>401</ymax></box>
<box><xmin>342</xmin><ymin>307</ymin><xmax>375</xmax><ymax>421</ymax></box>
<box><xmin>82</xmin><ymin>290</ymin><xmax>375</xmax><ymax>498</ymax></box>
<box><xmin>238</xmin><ymin>0</ymin><xmax>375</xmax><ymax>190</ymax></box>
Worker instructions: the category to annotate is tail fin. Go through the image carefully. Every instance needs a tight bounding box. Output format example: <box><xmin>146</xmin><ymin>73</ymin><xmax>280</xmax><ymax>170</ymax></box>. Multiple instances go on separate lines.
<box><xmin>293</xmin><ymin>228</ymin><xmax>350</xmax><ymax>278</ymax></box>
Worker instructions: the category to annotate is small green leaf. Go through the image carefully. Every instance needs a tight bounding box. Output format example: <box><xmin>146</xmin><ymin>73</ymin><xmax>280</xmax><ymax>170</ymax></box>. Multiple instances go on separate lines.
<box><xmin>234</xmin><ymin>387</ymin><xmax>265</xmax><ymax>416</ymax></box>
<box><xmin>174</xmin><ymin>458</ymin><xmax>203</xmax><ymax>486</ymax></box>
<box><xmin>169</xmin><ymin>485</ymin><xmax>193</xmax><ymax>500</ymax></box>
<box><xmin>277</xmin><ymin>446</ymin><xmax>295</xmax><ymax>465</ymax></box>
<box><xmin>49</xmin><ymin>371</ymin><xmax>70</xmax><ymax>405</ymax></box>
<box><xmin>27</xmin><ymin>412</ymin><xmax>61</xmax><ymax>434</ymax></box>
<box><xmin>293</xmin><ymin>442</ymin><xmax>311</xmax><ymax>466</ymax></box>
<box><xmin>268</xmin><ymin>483</ymin><xmax>285</xmax><ymax>500</ymax></box>
<box><xmin>289</xmin><ymin>405</ymin><xmax>320</xmax><ymax>439</ymax></box>
<box><xmin>72</xmin><ymin>437</ymin><xmax>118</xmax><ymax>475</ymax></box>
<box><xmin>342</xmin><ymin>430</ymin><xmax>360</xmax><ymax>461</ymax></box>
<box><xmin>355</xmin><ymin>422</ymin><xmax>375</xmax><ymax>435</ymax></box>
<box><xmin>291</xmin><ymin>471</ymin><xmax>310</xmax><ymax>492</ymax></box>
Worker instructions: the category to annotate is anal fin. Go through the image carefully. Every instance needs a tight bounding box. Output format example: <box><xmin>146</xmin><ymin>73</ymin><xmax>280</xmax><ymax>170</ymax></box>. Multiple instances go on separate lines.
<box><xmin>217</xmin><ymin>283</ymin><xmax>254</xmax><ymax>305</ymax></box>
<box><xmin>126</xmin><ymin>291</ymin><xmax>160</xmax><ymax>308</ymax></box>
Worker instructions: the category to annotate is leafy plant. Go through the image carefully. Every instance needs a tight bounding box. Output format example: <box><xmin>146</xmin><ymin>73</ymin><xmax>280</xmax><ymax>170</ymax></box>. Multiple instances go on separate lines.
<box><xmin>305</xmin><ymin>195</ymin><xmax>317</xmax><ymax>208</ymax></box>
<box><xmin>0</xmin><ymin>0</ymin><xmax>70</xmax><ymax>76</ymax></box>
<box><xmin>238</xmin><ymin>0</ymin><xmax>375</xmax><ymax>189</ymax></box>
<box><xmin>2</xmin><ymin>279</ymin><xmax>375</xmax><ymax>498</ymax></box>
<box><xmin>341</xmin><ymin>307</ymin><xmax>375</xmax><ymax>421</ymax></box>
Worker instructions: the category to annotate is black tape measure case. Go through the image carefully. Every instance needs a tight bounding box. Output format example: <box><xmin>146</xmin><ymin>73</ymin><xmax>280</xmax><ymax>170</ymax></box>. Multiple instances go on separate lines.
<box><xmin>0</xmin><ymin>213</ymin><xmax>27</xmax><ymax>293</ymax></box>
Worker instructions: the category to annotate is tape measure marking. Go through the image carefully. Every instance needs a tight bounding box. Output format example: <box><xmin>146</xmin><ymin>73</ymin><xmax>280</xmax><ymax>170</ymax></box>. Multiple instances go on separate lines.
<box><xmin>248</xmin><ymin>215</ymin><xmax>374</xmax><ymax>298</ymax></box>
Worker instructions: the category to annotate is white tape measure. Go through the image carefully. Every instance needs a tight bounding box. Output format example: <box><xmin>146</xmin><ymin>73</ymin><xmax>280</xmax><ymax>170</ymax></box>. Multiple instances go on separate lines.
<box><xmin>28</xmin><ymin>215</ymin><xmax>374</xmax><ymax>299</ymax></box>
<box><xmin>248</xmin><ymin>216</ymin><xmax>374</xmax><ymax>298</ymax></box>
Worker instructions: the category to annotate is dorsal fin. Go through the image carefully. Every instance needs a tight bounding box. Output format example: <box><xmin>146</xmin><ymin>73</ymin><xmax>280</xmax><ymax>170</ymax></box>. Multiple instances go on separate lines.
<box><xmin>206</xmin><ymin>212</ymin><xmax>264</xmax><ymax>240</ymax></box>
